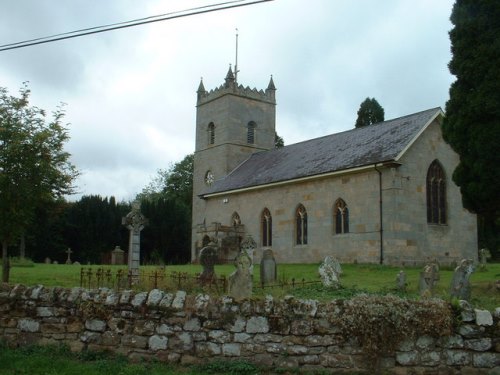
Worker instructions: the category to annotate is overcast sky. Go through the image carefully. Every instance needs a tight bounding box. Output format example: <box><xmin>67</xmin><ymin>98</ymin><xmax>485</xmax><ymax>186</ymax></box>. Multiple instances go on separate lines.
<box><xmin>0</xmin><ymin>0</ymin><xmax>456</xmax><ymax>202</ymax></box>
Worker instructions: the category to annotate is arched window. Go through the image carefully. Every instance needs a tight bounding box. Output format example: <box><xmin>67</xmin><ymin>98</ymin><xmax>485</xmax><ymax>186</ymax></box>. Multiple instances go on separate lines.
<box><xmin>334</xmin><ymin>199</ymin><xmax>349</xmax><ymax>234</ymax></box>
<box><xmin>295</xmin><ymin>204</ymin><xmax>308</xmax><ymax>245</ymax></box>
<box><xmin>231</xmin><ymin>212</ymin><xmax>241</xmax><ymax>226</ymax></box>
<box><xmin>208</xmin><ymin>122</ymin><xmax>215</xmax><ymax>145</ymax></box>
<box><xmin>261</xmin><ymin>208</ymin><xmax>272</xmax><ymax>247</ymax></box>
<box><xmin>426</xmin><ymin>160</ymin><xmax>447</xmax><ymax>224</ymax></box>
<box><xmin>247</xmin><ymin>121</ymin><xmax>256</xmax><ymax>144</ymax></box>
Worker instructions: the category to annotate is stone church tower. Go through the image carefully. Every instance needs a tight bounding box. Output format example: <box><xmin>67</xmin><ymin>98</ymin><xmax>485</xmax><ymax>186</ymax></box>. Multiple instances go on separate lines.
<box><xmin>192</xmin><ymin>67</ymin><xmax>276</xmax><ymax>260</ymax></box>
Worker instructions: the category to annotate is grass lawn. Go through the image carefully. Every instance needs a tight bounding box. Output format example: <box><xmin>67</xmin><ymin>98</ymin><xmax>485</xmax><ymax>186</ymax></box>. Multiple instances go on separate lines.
<box><xmin>6</xmin><ymin>261</ymin><xmax>500</xmax><ymax>310</ymax></box>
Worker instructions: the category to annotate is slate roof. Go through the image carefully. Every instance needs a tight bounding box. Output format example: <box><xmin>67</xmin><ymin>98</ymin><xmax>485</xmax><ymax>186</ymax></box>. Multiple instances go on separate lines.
<box><xmin>201</xmin><ymin>107</ymin><xmax>443</xmax><ymax>197</ymax></box>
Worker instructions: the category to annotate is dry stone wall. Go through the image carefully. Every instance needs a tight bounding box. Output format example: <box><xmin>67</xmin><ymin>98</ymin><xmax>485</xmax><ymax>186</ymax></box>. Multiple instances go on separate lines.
<box><xmin>0</xmin><ymin>284</ymin><xmax>499</xmax><ymax>374</ymax></box>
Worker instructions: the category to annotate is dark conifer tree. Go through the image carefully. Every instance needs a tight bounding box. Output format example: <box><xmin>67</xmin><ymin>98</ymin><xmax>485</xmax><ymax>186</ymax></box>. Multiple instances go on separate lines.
<box><xmin>355</xmin><ymin>98</ymin><xmax>385</xmax><ymax>128</ymax></box>
<box><xmin>442</xmin><ymin>0</ymin><xmax>500</xmax><ymax>254</ymax></box>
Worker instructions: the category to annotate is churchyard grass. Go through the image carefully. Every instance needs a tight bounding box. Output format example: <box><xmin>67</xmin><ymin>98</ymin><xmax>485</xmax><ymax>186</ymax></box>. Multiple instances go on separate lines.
<box><xmin>7</xmin><ymin>262</ymin><xmax>500</xmax><ymax>310</ymax></box>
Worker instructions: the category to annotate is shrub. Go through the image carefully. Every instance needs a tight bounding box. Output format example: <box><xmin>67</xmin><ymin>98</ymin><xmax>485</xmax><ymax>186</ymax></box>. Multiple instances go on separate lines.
<box><xmin>333</xmin><ymin>294</ymin><xmax>452</xmax><ymax>360</ymax></box>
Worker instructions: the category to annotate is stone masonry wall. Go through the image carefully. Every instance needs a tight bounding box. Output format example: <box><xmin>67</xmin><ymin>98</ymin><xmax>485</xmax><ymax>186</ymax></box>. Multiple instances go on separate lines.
<box><xmin>1</xmin><ymin>284</ymin><xmax>499</xmax><ymax>374</ymax></box>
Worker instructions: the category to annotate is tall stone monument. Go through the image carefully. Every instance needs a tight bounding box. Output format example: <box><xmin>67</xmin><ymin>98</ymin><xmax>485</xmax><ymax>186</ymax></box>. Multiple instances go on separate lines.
<box><xmin>122</xmin><ymin>201</ymin><xmax>148</xmax><ymax>283</ymax></box>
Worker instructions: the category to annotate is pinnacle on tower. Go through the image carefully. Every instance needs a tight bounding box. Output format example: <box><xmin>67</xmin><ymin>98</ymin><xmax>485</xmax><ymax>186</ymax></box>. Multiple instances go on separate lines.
<box><xmin>197</xmin><ymin>78</ymin><xmax>207</xmax><ymax>100</ymax></box>
<box><xmin>224</xmin><ymin>65</ymin><xmax>235</xmax><ymax>88</ymax></box>
<box><xmin>267</xmin><ymin>75</ymin><xmax>276</xmax><ymax>91</ymax></box>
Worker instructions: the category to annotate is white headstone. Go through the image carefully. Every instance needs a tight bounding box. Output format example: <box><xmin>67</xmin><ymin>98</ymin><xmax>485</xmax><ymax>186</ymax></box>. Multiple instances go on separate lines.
<box><xmin>319</xmin><ymin>256</ymin><xmax>341</xmax><ymax>288</ymax></box>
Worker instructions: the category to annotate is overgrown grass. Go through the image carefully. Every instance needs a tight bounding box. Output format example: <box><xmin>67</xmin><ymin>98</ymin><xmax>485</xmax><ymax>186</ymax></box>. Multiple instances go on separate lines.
<box><xmin>6</xmin><ymin>262</ymin><xmax>500</xmax><ymax>310</ymax></box>
<box><xmin>0</xmin><ymin>343</ymin><xmax>271</xmax><ymax>375</ymax></box>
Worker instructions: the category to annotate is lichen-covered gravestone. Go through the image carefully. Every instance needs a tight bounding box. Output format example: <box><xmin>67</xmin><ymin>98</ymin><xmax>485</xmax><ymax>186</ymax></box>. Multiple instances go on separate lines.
<box><xmin>319</xmin><ymin>256</ymin><xmax>341</xmax><ymax>288</ymax></box>
<box><xmin>240</xmin><ymin>235</ymin><xmax>256</xmax><ymax>273</ymax></box>
<box><xmin>198</xmin><ymin>241</ymin><xmax>218</xmax><ymax>285</ymax></box>
<box><xmin>260</xmin><ymin>249</ymin><xmax>277</xmax><ymax>285</ymax></box>
<box><xmin>228</xmin><ymin>250</ymin><xmax>253</xmax><ymax>301</ymax></box>
<box><xmin>450</xmin><ymin>258</ymin><xmax>475</xmax><ymax>300</ymax></box>
<box><xmin>419</xmin><ymin>262</ymin><xmax>440</xmax><ymax>296</ymax></box>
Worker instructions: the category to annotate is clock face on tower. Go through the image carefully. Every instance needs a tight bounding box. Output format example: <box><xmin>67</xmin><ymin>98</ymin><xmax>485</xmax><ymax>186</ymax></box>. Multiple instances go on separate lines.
<box><xmin>205</xmin><ymin>170</ymin><xmax>214</xmax><ymax>186</ymax></box>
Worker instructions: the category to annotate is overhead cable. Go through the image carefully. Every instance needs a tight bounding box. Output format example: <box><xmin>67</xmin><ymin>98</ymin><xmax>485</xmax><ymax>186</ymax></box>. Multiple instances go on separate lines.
<box><xmin>0</xmin><ymin>0</ymin><xmax>273</xmax><ymax>52</ymax></box>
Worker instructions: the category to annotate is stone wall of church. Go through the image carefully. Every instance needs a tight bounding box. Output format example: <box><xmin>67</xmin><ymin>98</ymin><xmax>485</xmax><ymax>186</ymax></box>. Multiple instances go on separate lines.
<box><xmin>382</xmin><ymin>120</ymin><xmax>477</xmax><ymax>265</ymax></box>
<box><xmin>1</xmin><ymin>285</ymin><xmax>498</xmax><ymax>373</ymax></box>
<box><xmin>195</xmin><ymin>119</ymin><xmax>477</xmax><ymax>266</ymax></box>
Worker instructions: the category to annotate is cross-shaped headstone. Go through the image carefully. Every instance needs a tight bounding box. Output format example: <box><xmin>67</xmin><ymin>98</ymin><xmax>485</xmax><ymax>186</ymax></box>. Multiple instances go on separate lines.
<box><xmin>122</xmin><ymin>201</ymin><xmax>148</xmax><ymax>283</ymax></box>
<box><xmin>65</xmin><ymin>248</ymin><xmax>73</xmax><ymax>264</ymax></box>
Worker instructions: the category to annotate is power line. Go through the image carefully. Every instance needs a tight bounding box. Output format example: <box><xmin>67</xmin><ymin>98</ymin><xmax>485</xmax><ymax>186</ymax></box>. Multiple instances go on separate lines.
<box><xmin>0</xmin><ymin>0</ymin><xmax>273</xmax><ymax>52</ymax></box>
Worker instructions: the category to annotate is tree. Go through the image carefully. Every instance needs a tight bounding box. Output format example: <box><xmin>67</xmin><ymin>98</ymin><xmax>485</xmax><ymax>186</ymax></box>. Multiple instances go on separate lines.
<box><xmin>0</xmin><ymin>84</ymin><xmax>79</xmax><ymax>281</ymax></box>
<box><xmin>63</xmin><ymin>195</ymin><xmax>129</xmax><ymax>263</ymax></box>
<box><xmin>139</xmin><ymin>153</ymin><xmax>193</xmax><ymax>209</ymax></box>
<box><xmin>442</xmin><ymin>0</ymin><xmax>500</xmax><ymax>255</ymax></box>
<box><xmin>355</xmin><ymin>98</ymin><xmax>385</xmax><ymax>128</ymax></box>
<box><xmin>275</xmin><ymin>133</ymin><xmax>285</xmax><ymax>148</ymax></box>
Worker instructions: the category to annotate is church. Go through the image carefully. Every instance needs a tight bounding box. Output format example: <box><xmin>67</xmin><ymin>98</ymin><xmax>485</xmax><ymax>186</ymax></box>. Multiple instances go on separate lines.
<box><xmin>191</xmin><ymin>67</ymin><xmax>477</xmax><ymax>266</ymax></box>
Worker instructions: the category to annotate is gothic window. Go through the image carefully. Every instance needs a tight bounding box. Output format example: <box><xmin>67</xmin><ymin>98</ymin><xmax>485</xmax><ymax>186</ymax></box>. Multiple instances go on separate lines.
<box><xmin>334</xmin><ymin>199</ymin><xmax>349</xmax><ymax>234</ymax></box>
<box><xmin>261</xmin><ymin>208</ymin><xmax>272</xmax><ymax>247</ymax></box>
<box><xmin>426</xmin><ymin>160</ymin><xmax>447</xmax><ymax>224</ymax></box>
<box><xmin>208</xmin><ymin>122</ymin><xmax>215</xmax><ymax>145</ymax></box>
<box><xmin>295</xmin><ymin>204</ymin><xmax>308</xmax><ymax>245</ymax></box>
<box><xmin>231</xmin><ymin>212</ymin><xmax>241</xmax><ymax>226</ymax></box>
<box><xmin>247</xmin><ymin>121</ymin><xmax>256</xmax><ymax>144</ymax></box>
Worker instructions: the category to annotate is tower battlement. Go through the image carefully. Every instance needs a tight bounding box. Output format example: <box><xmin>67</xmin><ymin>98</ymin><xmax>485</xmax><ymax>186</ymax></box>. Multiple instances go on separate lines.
<box><xmin>197</xmin><ymin>67</ymin><xmax>276</xmax><ymax>106</ymax></box>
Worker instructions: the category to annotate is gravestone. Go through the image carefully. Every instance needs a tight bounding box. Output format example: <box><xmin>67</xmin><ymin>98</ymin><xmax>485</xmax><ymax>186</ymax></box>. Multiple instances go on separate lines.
<box><xmin>260</xmin><ymin>249</ymin><xmax>277</xmax><ymax>285</ymax></box>
<box><xmin>198</xmin><ymin>241</ymin><xmax>218</xmax><ymax>285</ymax></box>
<box><xmin>228</xmin><ymin>250</ymin><xmax>253</xmax><ymax>301</ymax></box>
<box><xmin>419</xmin><ymin>262</ymin><xmax>440</xmax><ymax>296</ymax></box>
<box><xmin>44</xmin><ymin>257</ymin><xmax>51</xmax><ymax>264</ymax></box>
<box><xmin>396</xmin><ymin>270</ymin><xmax>407</xmax><ymax>292</ymax></box>
<box><xmin>111</xmin><ymin>246</ymin><xmax>125</xmax><ymax>265</ymax></box>
<box><xmin>479</xmin><ymin>248</ymin><xmax>491</xmax><ymax>271</ymax></box>
<box><xmin>450</xmin><ymin>259</ymin><xmax>475</xmax><ymax>300</ymax></box>
<box><xmin>319</xmin><ymin>256</ymin><xmax>341</xmax><ymax>288</ymax></box>
<box><xmin>122</xmin><ymin>201</ymin><xmax>148</xmax><ymax>283</ymax></box>
<box><xmin>65</xmin><ymin>248</ymin><xmax>73</xmax><ymax>265</ymax></box>
<box><xmin>240</xmin><ymin>235</ymin><xmax>256</xmax><ymax>272</ymax></box>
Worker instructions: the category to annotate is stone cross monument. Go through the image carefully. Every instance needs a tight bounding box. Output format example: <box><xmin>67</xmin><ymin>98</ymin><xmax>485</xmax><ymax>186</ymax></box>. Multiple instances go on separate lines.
<box><xmin>122</xmin><ymin>201</ymin><xmax>148</xmax><ymax>283</ymax></box>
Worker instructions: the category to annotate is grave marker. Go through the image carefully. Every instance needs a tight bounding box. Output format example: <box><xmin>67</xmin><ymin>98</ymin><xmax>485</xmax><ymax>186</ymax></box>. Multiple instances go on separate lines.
<box><xmin>122</xmin><ymin>201</ymin><xmax>148</xmax><ymax>283</ymax></box>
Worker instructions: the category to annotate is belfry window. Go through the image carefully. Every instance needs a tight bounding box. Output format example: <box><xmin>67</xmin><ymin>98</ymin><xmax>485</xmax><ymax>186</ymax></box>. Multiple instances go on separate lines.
<box><xmin>247</xmin><ymin>121</ymin><xmax>256</xmax><ymax>144</ymax></box>
<box><xmin>262</xmin><ymin>208</ymin><xmax>272</xmax><ymax>247</ymax></box>
<box><xmin>334</xmin><ymin>199</ymin><xmax>349</xmax><ymax>234</ymax></box>
<box><xmin>426</xmin><ymin>160</ymin><xmax>447</xmax><ymax>224</ymax></box>
<box><xmin>295</xmin><ymin>204</ymin><xmax>308</xmax><ymax>245</ymax></box>
<box><xmin>208</xmin><ymin>122</ymin><xmax>215</xmax><ymax>145</ymax></box>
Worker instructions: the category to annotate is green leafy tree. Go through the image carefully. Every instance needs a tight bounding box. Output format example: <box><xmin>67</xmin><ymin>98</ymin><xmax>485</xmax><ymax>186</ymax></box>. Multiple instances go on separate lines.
<box><xmin>355</xmin><ymin>97</ymin><xmax>385</xmax><ymax>128</ymax></box>
<box><xmin>0</xmin><ymin>84</ymin><xmax>79</xmax><ymax>281</ymax></box>
<box><xmin>442</xmin><ymin>0</ymin><xmax>500</xmax><ymax>255</ymax></box>
<box><xmin>139</xmin><ymin>153</ymin><xmax>193</xmax><ymax>208</ymax></box>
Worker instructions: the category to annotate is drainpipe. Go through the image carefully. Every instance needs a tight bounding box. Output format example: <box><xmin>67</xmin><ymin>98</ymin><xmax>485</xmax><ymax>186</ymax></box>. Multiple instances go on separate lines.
<box><xmin>374</xmin><ymin>164</ymin><xmax>384</xmax><ymax>265</ymax></box>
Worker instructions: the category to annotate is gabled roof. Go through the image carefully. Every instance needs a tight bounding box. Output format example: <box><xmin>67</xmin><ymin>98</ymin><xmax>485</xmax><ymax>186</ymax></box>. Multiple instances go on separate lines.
<box><xmin>202</xmin><ymin>107</ymin><xmax>443</xmax><ymax>197</ymax></box>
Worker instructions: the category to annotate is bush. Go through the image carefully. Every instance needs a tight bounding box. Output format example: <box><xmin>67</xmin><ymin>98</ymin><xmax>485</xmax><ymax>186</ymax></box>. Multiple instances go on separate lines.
<box><xmin>333</xmin><ymin>294</ymin><xmax>453</xmax><ymax>360</ymax></box>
